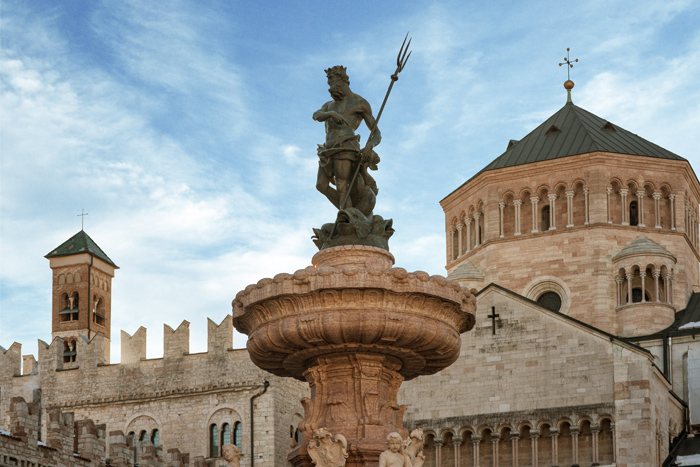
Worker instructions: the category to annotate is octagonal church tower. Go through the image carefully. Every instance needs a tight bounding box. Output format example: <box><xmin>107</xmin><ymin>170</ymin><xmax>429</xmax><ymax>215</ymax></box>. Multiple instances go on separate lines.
<box><xmin>442</xmin><ymin>89</ymin><xmax>700</xmax><ymax>339</ymax></box>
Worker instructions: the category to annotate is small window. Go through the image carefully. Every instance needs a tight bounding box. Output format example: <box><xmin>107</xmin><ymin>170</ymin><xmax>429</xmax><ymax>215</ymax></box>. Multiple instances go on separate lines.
<box><xmin>210</xmin><ymin>424</ymin><xmax>219</xmax><ymax>457</ymax></box>
<box><xmin>536</xmin><ymin>291</ymin><xmax>562</xmax><ymax>312</ymax></box>
<box><xmin>541</xmin><ymin>206</ymin><xmax>551</xmax><ymax>231</ymax></box>
<box><xmin>139</xmin><ymin>430</ymin><xmax>148</xmax><ymax>442</ymax></box>
<box><xmin>222</xmin><ymin>423</ymin><xmax>231</xmax><ymax>448</ymax></box>
<box><xmin>128</xmin><ymin>431</ymin><xmax>136</xmax><ymax>447</ymax></box>
<box><xmin>62</xmin><ymin>340</ymin><xmax>76</xmax><ymax>363</ymax></box>
<box><xmin>151</xmin><ymin>429</ymin><xmax>159</xmax><ymax>446</ymax></box>
<box><xmin>629</xmin><ymin>288</ymin><xmax>650</xmax><ymax>303</ymax></box>
<box><xmin>233</xmin><ymin>421</ymin><xmax>242</xmax><ymax>447</ymax></box>
<box><xmin>630</xmin><ymin>200</ymin><xmax>639</xmax><ymax>226</ymax></box>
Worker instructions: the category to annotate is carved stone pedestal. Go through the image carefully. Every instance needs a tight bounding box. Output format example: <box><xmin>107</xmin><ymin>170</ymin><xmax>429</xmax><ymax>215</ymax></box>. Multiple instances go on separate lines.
<box><xmin>232</xmin><ymin>246</ymin><xmax>476</xmax><ymax>467</ymax></box>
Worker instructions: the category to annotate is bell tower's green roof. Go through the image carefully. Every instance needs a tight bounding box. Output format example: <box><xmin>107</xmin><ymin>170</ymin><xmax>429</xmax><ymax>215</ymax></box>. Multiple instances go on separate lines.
<box><xmin>45</xmin><ymin>230</ymin><xmax>118</xmax><ymax>268</ymax></box>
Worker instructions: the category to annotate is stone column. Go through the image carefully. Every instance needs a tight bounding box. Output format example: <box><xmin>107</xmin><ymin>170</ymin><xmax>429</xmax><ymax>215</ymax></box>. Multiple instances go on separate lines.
<box><xmin>530</xmin><ymin>431</ymin><xmax>539</xmax><ymax>467</ymax></box>
<box><xmin>653</xmin><ymin>271</ymin><xmax>661</xmax><ymax>302</ymax></box>
<box><xmin>583</xmin><ymin>188</ymin><xmax>590</xmax><ymax>225</ymax></box>
<box><xmin>449</xmin><ymin>228</ymin><xmax>455</xmax><ymax>262</ymax></box>
<box><xmin>456</xmin><ymin>223</ymin><xmax>463</xmax><ymax>257</ymax></box>
<box><xmin>492</xmin><ymin>435</ymin><xmax>500</xmax><ymax>467</ymax></box>
<box><xmin>640</xmin><ymin>271</ymin><xmax>647</xmax><ymax>303</ymax></box>
<box><xmin>606</xmin><ymin>187</ymin><xmax>613</xmax><ymax>224</ymax></box>
<box><xmin>669</xmin><ymin>194</ymin><xmax>676</xmax><ymax>230</ymax></box>
<box><xmin>551</xmin><ymin>432</ymin><xmax>559</xmax><ymax>467</ymax></box>
<box><xmin>499</xmin><ymin>202</ymin><xmax>506</xmax><ymax>238</ymax></box>
<box><xmin>615</xmin><ymin>277</ymin><xmax>624</xmax><ymax>307</ymax></box>
<box><xmin>472</xmin><ymin>437</ymin><xmax>481</xmax><ymax>467</ymax></box>
<box><xmin>653</xmin><ymin>192</ymin><xmax>662</xmax><ymax>228</ymax></box>
<box><xmin>571</xmin><ymin>426</ymin><xmax>580</xmax><ymax>466</ymax></box>
<box><xmin>511</xmin><ymin>434</ymin><xmax>520</xmax><ymax>467</ymax></box>
<box><xmin>435</xmin><ymin>440</ymin><xmax>443</xmax><ymax>467</ymax></box>
<box><xmin>611</xmin><ymin>425</ymin><xmax>616</xmax><ymax>462</ymax></box>
<box><xmin>453</xmin><ymin>437</ymin><xmax>462</xmax><ymax>467</ymax></box>
<box><xmin>620</xmin><ymin>189</ymin><xmax>629</xmax><ymax>225</ymax></box>
<box><xmin>474</xmin><ymin>212</ymin><xmax>481</xmax><ymax>246</ymax></box>
<box><xmin>566</xmin><ymin>190</ymin><xmax>575</xmax><ymax>228</ymax></box>
<box><xmin>514</xmin><ymin>199</ymin><xmax>523</xmax><ymax>236</ymax></box>
<box><xmin>663</xmin><ymin>274</ymin><xmax>671</xmax><ymax>304</ymax></box>
<box><xmin>531</xmin><ymin>197</ymin><xmax>540</xmax><ymax>233</ymax></box>
<box><xmin>466</xmin><ymin>219</ymin><xmax>472</xmax><ymax>252</ymax></box>
<box><xmin>637</xmin><ymin>191</ymin><xmax>646</xmax><ymax>227</ymax></box>
<box><xmin>591</xmin><ymin>425</ymin><xmax>600</xmax><ymax>466</ymax></box>
<box><xmin>548</xmin><ymin>194</ymin><xmax>557</xmax><ymax>230</ymax></box>
<box><xmin>626</xmin><ymin>273</ymin><xmax>634</xmax><ymax>305</ymax></box>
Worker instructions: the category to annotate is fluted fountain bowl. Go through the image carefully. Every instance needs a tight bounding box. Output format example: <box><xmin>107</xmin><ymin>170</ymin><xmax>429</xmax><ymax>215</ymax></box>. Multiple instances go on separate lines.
<box><xmin>232</xmin><ymin>246</ymin><xmax>476</xmax><ymax>381</ymax></box>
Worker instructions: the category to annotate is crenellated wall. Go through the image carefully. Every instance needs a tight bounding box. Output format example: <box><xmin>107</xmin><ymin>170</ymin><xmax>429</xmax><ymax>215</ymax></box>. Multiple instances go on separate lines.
<box><xmin>0</xmin><ymin>315</ymin><xmax>308</xmax><ymax>467</ymax></box>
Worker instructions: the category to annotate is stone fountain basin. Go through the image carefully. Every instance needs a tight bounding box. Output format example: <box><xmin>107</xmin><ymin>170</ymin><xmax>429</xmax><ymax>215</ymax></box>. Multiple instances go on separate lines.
<box><xmin>232</xmin><ymin>246</ymin><xmax>476</xmax><ymax>381</ymax></box>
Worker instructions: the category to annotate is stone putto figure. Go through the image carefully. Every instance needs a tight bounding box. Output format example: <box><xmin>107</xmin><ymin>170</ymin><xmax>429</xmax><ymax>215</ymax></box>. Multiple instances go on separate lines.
<box><xmin>404</xmin><ymin>429</ymin><xmax>425</xmax><ymax>467</ymax></box>
<box><xmin>221</xmin><ymin>444</ymin><xmax>241</xmax><ymax>467</ymax></box>
<box><xmin>379</xmin><ymin>432</ymin><xmax>412</xmax><ymax>467</ymax></box>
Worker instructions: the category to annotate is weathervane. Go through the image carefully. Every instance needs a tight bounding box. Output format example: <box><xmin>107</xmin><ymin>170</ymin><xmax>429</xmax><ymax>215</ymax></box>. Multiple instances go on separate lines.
<box><xmin>77</xmin><ymin>208</ymin><xmax>88</xmax><ymax>230</ymax></box>
<box><xmin>559</xmin><ymin>48</ymin><xmax>578</xmax><ymax>104</ymax></box>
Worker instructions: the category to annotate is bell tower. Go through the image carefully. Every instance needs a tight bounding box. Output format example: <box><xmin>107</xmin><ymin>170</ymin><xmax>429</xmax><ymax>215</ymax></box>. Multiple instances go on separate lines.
<box><xmin>45</xmin><ymin>230</ymin><xmax>118</xmax><ymax>365</ymax></box>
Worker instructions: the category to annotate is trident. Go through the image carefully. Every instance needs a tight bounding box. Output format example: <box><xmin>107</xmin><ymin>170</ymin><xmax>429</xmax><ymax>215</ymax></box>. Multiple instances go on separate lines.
<box><xmin>338</xmin><ymin>33</ymin><xmax>412</xmax><ymax>210</ymax></box>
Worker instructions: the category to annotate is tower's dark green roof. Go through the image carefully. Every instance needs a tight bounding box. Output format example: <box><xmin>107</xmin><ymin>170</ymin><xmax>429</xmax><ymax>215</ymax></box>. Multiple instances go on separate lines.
<box><xmin>45</xmin><ymin>230</ymin><xmax>118</xmax><ymax>268</ymax></box>
<box><xmin>482</xmin><ymin>102</ymin><xmax>686</xmax><ymax>172</ymax></box>
<box><xmin>443</xmin><ymin>101</ymin><xmax>689</xmax><ymax>202</ymax></box>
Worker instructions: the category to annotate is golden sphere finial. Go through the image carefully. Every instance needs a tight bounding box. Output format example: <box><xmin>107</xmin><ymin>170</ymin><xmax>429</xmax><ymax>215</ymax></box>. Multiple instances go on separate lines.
<box><xmin>564</xmin><ymin>80</ymin><xmax>574</xmax><ymax>90</ymax></box>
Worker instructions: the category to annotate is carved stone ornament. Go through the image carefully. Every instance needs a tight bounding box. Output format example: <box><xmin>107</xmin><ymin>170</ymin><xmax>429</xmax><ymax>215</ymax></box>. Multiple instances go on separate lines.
<box><xmin>307</xmin><ymin>428</ymin><xmax>348</xmax><ymax>467</ymax></box>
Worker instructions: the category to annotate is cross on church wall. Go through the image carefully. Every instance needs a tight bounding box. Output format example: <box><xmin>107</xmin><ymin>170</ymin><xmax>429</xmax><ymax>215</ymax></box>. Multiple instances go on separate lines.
<box><xmin>487</xmin><ymin>306</ymin><xmax>499</xmax><ymax>335</ymax></box>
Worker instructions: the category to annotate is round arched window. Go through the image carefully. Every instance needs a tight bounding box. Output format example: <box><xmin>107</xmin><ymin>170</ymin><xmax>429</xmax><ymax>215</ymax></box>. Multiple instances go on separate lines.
<box><xmin>536</xmin><ymin>291</ymin><xmax>562</xmax><ymax>312</ymax></box>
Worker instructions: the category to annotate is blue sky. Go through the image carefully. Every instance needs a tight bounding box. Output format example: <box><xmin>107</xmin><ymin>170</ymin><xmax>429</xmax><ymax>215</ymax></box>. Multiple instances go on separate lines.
<box><xmin>2</xmin><ymin>0</ymin><xmax>700</xmax><ymax>361</ymax></box>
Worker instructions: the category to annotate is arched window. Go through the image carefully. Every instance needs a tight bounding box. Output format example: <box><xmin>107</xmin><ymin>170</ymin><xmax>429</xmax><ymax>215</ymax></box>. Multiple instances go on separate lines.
<box><xmin>541</xmin><ymin>206</ymin><xmax>551</xmax><ymax>231</ymax></box>
<box><xmin>630</xmin><ymin>200</ymin><xmax>639</xmax><ymax>226</ymax></box>
<box><xmin>210</xmin><ymin>424</ymin><xmax>219</xmax><ymax>457</ymax></box>
<box><xmin>128</xmin><ymin>431</ymin><xmax>136</xmax><ymax>447</ymax></box>
<box><xmin>221</xmin><ymin>423</ymin><xmax>231</xmax><ymax>449</ymax></box>
<box><xmin>537</xmin><ymin>291</ymin><xmax>562</xmax><ymax>312</ymax></box>
<box><xmin>60</xmin><ymin>293</ymin><xmax>79</xmax><ymax>322</ymax></box>
<box><xmin>151</xmin><ymin>429</ymin><xmax>159</xmax><ymax>446</ymax></box>
<box><xmin>139</xmin><ymin>430</ymin><xmax>148</xmax><ymax>442</ymax></box>
<box><xmin>233</xmin><ymin>421</ymin><xmax>242</xmax><ymax>447</ymax></box>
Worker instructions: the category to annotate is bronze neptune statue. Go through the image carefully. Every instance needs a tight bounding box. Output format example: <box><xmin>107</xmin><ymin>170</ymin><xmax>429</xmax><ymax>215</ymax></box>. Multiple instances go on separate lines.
<box><xmin>312</xmin><ymin>35</ymin><xmax>411</xmax><ymax>251</ymax></box>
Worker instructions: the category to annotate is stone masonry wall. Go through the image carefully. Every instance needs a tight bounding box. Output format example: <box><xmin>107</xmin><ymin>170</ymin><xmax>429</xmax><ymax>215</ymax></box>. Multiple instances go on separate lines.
<box><xmin>399</xmin><ymin>287</ymin><xmax>617</xmax><ymax>422</ymax></box>
<box><xmin>399</xmin><ymin>286</ymin><xmax>685</xmax><ymax>466</ymax></box>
